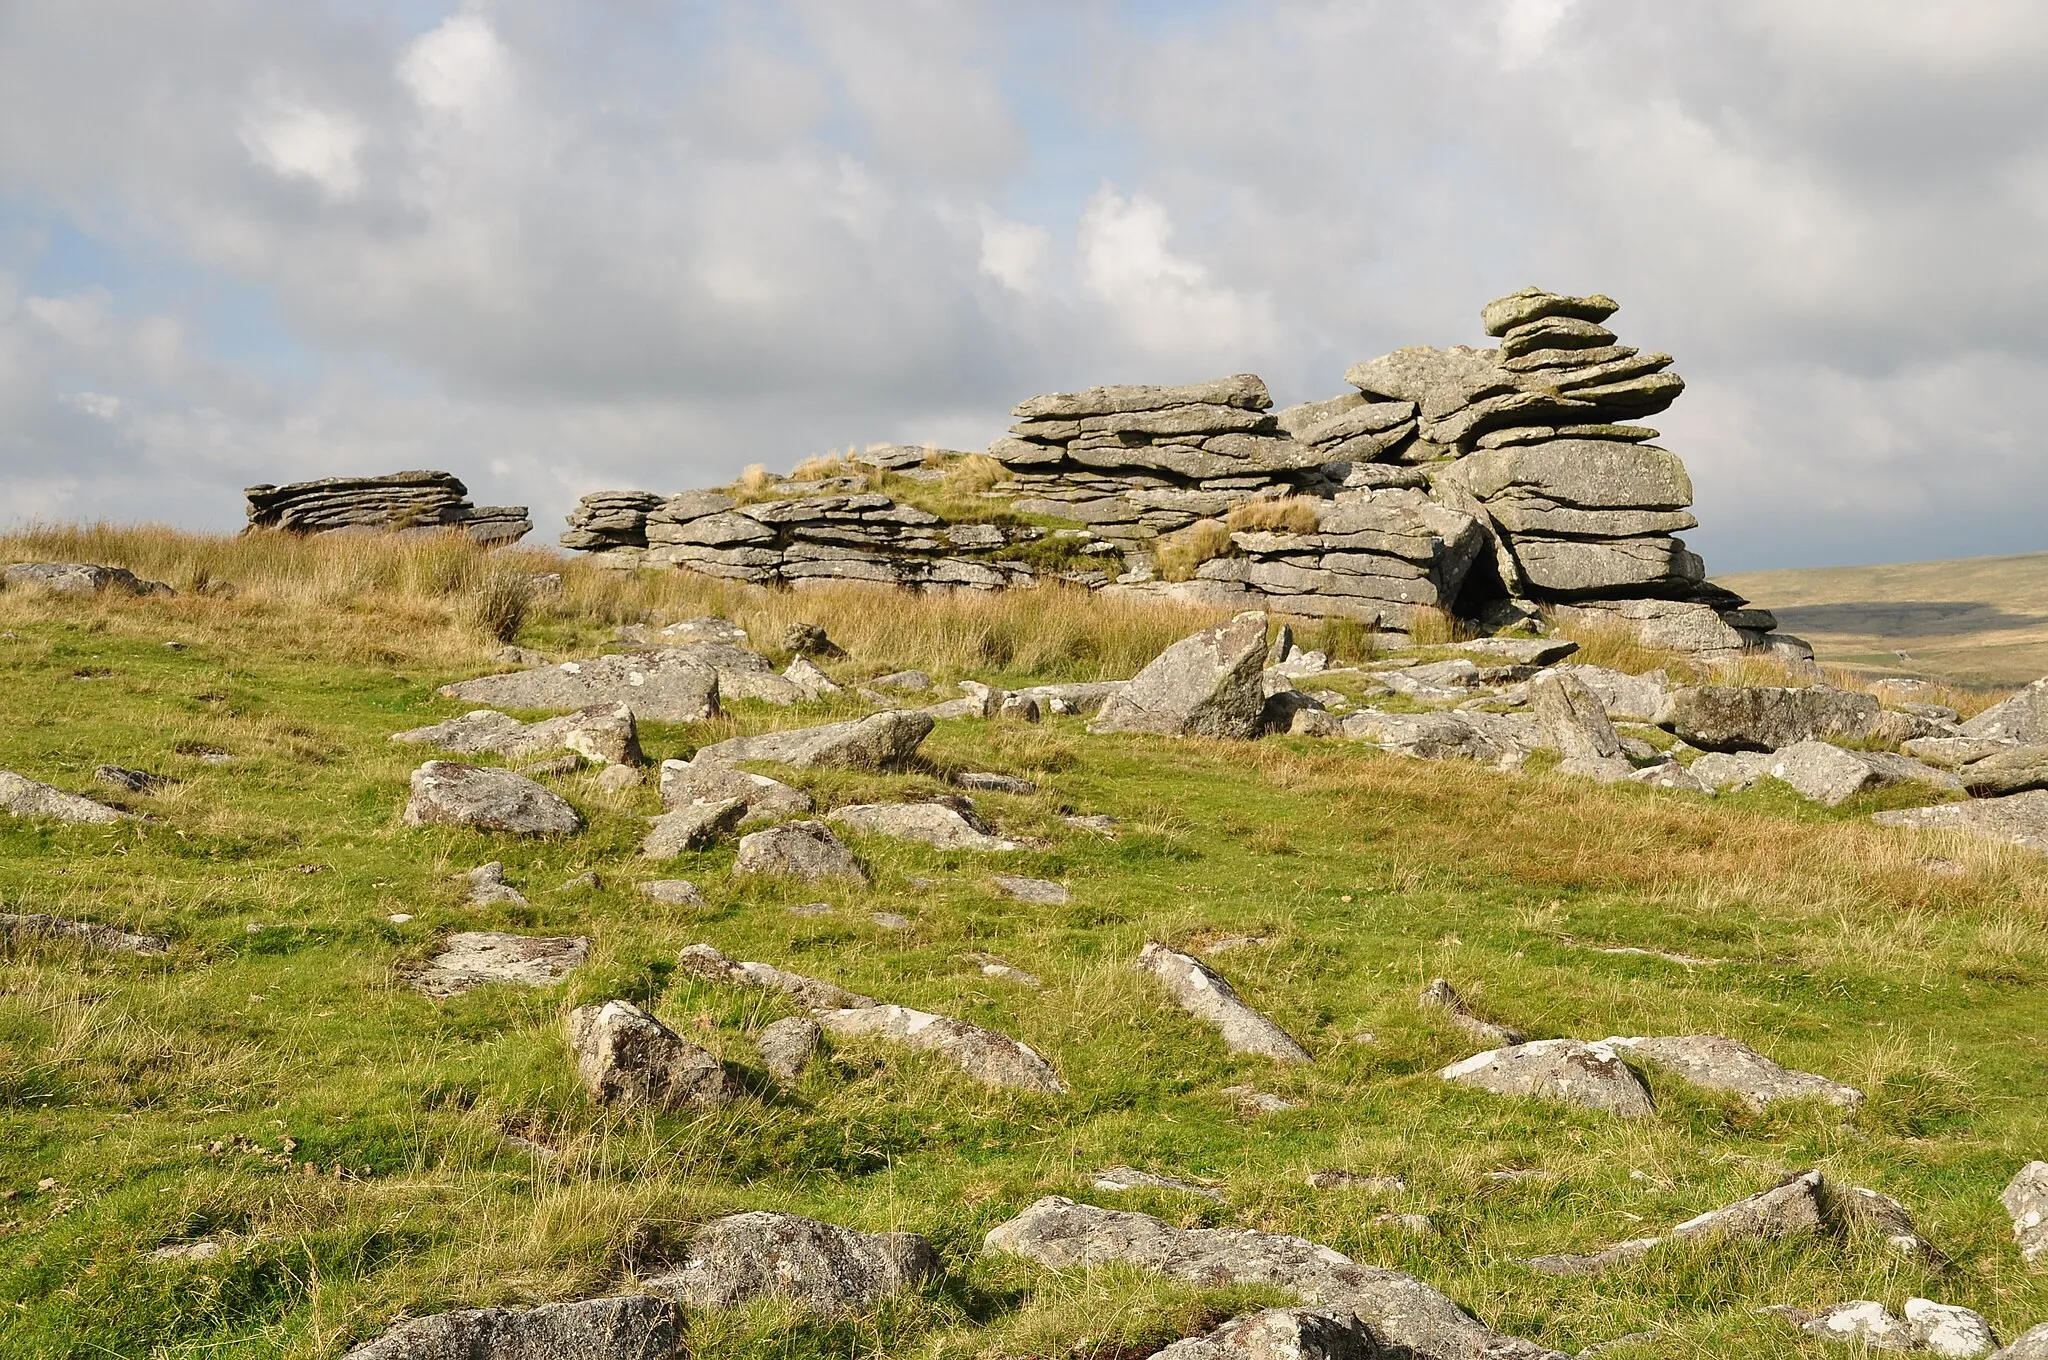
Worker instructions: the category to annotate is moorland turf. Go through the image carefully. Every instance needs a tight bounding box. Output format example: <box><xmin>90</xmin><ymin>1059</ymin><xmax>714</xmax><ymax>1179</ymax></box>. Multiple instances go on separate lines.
<box><xmin>1</xmin><ymin>528</ymin><xmax>2045</xmax><ymax>1358</ymax></box>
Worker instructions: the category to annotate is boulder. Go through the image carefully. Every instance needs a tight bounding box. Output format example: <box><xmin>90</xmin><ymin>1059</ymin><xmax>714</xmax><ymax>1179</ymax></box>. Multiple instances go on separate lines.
<box><xmin>2</xmin><ymin>562</ymin><xmax>173</xmax><ymax>596</ymax></box>
<box><xmin>676</xmin><ymin>942</ymin><xmax>877</xmax><ymax>1011</ymax></box>
<box><xmin>1993</xmin><ymin>1324</ymin><xmax>2048</xmax><ymax>1359</ymax></box>
<box><xmin>1549</xmin><ymin>599</ymin><xmax>1745</xmax><ymax>660</ymax></box>
<box><xmin>1438</xmin><ymin>1039</ymin><xmax>1654</xmax><ymax>1116</ymax></box>
<box><xmin>1873</xmin><ymin>792</ymin><xmax>2048</xmax><ymax>856</ymax></box>
<box><xmin>638</xmin><ymin>880</ymin><xmax>704</xmax><ymax>906</ymax></box>
<box><xmin>464</xmin><ymin>862</ymin><xmax>527</xmax><ymax>906</ymax></box>
<box><xmin>1529</xmin><ymin>671</ymin><xmax>1629</xmax><ymax>780</ymax></box>
<box><xmin>827</xmin><ymin>802</ymin><xmax>1020</xmax><ymax>851</ymax></box>
<box><xmin>2003</xmin><ymin>1161</ymin><xmax>2048</xmax><ymax>1264</ymax></box>
<box><xmin>340</xmin><ymin>1295</ymin><xmax>681</xmax><ymax>1360</ymax></box>
<box><xmin>0</xmin><ymin>772</ymin><xmax>131</xmax><ymax>825</ymax></box>
<box><xmin>1905</xmin><ymin>1300</ymin><xmax>2000</xmax><ymax>1358</ymax></box>
<box><xmin>439</xmin><ymin>652</ymin><xmax>720</xmax><ymax>723</ymax></box>
<box><xmin>565</xmin><ymin>1000</ymin><xmax>738</xmax><ymax>1110</ymax></box>
<box><xmin>1454</xmin><ymin>441</ymin><xmax>1691</xmax><ymax>509</ymax></box>
<box><xmin>1765</xmin><ymin>740</ymin><xmax>1960</xmax><ymax>806</ymax></box>
<box><xmin>392</xmin><ymin>703</ymin><xmax>642</xmax><ymax>767</ymax></box>
<box><xmin>411</xmin><ymin>932</ymin><xmax>588</xmax><ymax>998</ymax></box>
<box><xmin>1419</xmin><ymin>979</ymin><xmax>1524</xmax><ymax>1047</ymax></box>
<box><xmin>1147</xmin><ymin>1308</ymin><xmax>1381</xmax><ymax>1360</ymax></box>
<box><xmin>1603</xmin><ymin>1035</ymin><xmax>1861</xmax><ymax>1109</ymax></box>
<box><xmin>402</xmin><ymin>762</ymin><xmax>585</xmax><ymax>835</ymax></box>
<box><xmin>1134</xmin><ymin>942</ymin><xmax>1312</xmax><ymax>1063</ymax></box>
<box><xmin>1904</xmin><ymin>737</ymin><xmax>2018</xmax><ymax>768</ymax></box>
<box><xmin>732</xmin><ymin>821</ymin><xmax>866</xmax><ymax>882</ymax></box>
<box><xmin>693</xmin><ymin>711</ymin><xmax>934</xmax><ymax>772</ymax></box>
<box><xmin>1481</xmin><ymin>288</ymin><xmax>1619</xmax><ymax>337</ymax></box>
<box><xmin>1090</xmin><ymin>612</ymin><xmax>1269</xmax><ymax>739</ymax></box>
<box><xmin>984</xmin><ymin>1197</ymin><xmax>1569</xmax><ymax>1360</ymax></box>
<box><xmin>1959</xmin><ymin>745</ymin><xmax>2048</xmax><ymax>798</ymax></box>
<box><xmin>658</xmin><ymin>759</ymin><xmax>813</xmax><ymax>820</ymax></box>
<box><xmin>642</xmin><ymin>1211</ymin><xmax>939</xmax><ymax>1315</ymax></box>
<box><xmin>1688</xmin><ymin>750</ymin><xmax>1775</xmax><ymax>793</ymax></box>
<box><xmin>1961</xmin><ymin>677</ymin><xmax>2048</xmax><ymax>744</ymax></box>
<box><xmin>756</xmin><ymin>1016</ymin><xmax>823</xmax><ymax>1081</ymax></box>
<box><xmin>0</xmin><ymin>912</ymin><xmax>167</xmax><ymax>954</ymax></box>
<box><xmin>1788</xmin><ymin>1301</ymin><xmax>1916</xmax><ymax>1351</ymax></box>
<box><xmin>1656</xmin><ymin>685</ymin><xmax>1881</xmax><ymax>752</ymax></box>
<box><xmin>817</xmin><ymin>1004</ymin><xmax>1067</xmax><ymax>1093</ymax></box>
<box><xmin>1542</xmin><ymin>664</ymin><xmax>1668</xmax><ymax>722</ymax></box>
<box><xmin>641</xmin><ymin>799</ymin><xmax>746</xmax><ymax>858</ymax></box>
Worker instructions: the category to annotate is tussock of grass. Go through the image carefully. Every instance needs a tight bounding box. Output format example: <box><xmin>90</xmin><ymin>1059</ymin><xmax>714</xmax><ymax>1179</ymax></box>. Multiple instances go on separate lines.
<box><xmin>1154</xmin><ymin>520</ymin><xmax>1232</xmax><ymax>582</ymax></box>
<box><xmin>940</xmin><ymin>453</ymin><xmax>1009</xmax><ymax>497</ymax></box>
<box><xmin>1223</xmin><ymin>496</ymin><xmax>1322</xmax><ymax>536</ymax></box>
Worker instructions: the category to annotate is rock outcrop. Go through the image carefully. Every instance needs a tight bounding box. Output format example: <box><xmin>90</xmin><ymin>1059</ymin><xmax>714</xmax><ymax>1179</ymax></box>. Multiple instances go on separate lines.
<box><xmin>1090</xmin><ymin>613</ymin><xmax>1271</xmax><ymax>738</ymax></box>
<box><xmin>643</xmin><ymin>1211</ymin><xmax>939</xmax><ymax>1314</ymax></box>
<box><xmin>341</xmin><ymin>1295</ymin><xmax>680</xmax><ymax>1360</ymax></box>
<box><xmin>3</xmin><ymin>562</ymin><xmax>175</xmax><ymax>596</ymax></box>
<box><xmin>410</xmin><ymin>932</ymin><xmax>588</xmax><ymax>998</ymax></box>
<box><xmin>245</xmin><ymin>471</ymin><xmax>529</xmax><ymax>544</ymax></box>
<box><xmin>402</xmin><ymin>762</ymin><xmax>584</xmax><ymax>835</ymax></box>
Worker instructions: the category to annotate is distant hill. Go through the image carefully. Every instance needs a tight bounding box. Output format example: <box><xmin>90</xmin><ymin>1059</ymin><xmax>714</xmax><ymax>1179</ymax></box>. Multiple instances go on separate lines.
<box><xmin>1719</xmin><ymin>551</ymin><xmax>2048</xmax><ymax>689</ymax></box>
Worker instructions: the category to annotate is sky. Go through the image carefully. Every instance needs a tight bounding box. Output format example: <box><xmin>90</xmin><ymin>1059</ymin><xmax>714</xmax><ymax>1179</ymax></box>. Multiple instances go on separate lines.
<box><xmin>2</xmin><ymin>0</ymin><xmax>2046</xmax><ymax>573</ymax></box>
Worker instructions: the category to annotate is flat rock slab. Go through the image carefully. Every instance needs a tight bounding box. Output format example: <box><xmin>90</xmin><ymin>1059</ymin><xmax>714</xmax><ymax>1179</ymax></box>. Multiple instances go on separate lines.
<box><xmin>733</xmin><ymin>820</ymin><xmax>867</xmax><ymax>882</ymax></box>
<box><xmin>341</xmin><ymin>1295</ymin><xmax>681</xmax><ymax>1360</ymax></box>
<box><xmin>3</xmin><ymin>562</ymin><xmax>173</xmax><ymax>596</ymax></box>
<box><xmin>1094</xmin><ymin>1167</ymin><xmax>1225</xmax><ymax>1202</ymax></box>
<box><xmin>1090</xmin><ymin>612</ymin><xmax>1268</xmax><ymax>739</ymax></box>
<box><xmin>1147</xmin><ymin>1307</ymin><xmax>1381</xmax><ymax>1359</ymax></box>
<box><xmin>1873</xmin><ymin>791</ymin><xmax>2048</xmax><ymax>856</ymax></box>
<box><xmin>694</xmin><ymin>711</ymin><xmax>934</xmax><ymax>771</ymax></box>
<box><xmin>677</xmin><ymin>942</ymin><xmax>876</xmax><ymax>1011</ymax></box>
<box><xmin>1959</xmin><ymin>745</ymin><xmax>2048</xmax><ymax>798</ymax></box>
<box><xmin>1135</xmin><ymin>942</ymin><xmax>1311</xmax><ymax>1063</ymax></box>
<box><xmin>2004</xmin><ymin>1161</ymin><xmax>2048</xmax><ymax>1264</ymax></box>
<box><xmin>643</xmin><ymin>1211</ymin><xmax>938</xmax><ymax>1315</ymax></box>
<box><xmin>1656</xmin><ymin>684</ymin><xmax>1880</xmax><ymax>752</ymax></box>
<box><xmin>0</xmin><ymin>912</ymin><xmax>167</xmax><ymax>954</ymax></box>
<box><xmin>959</xmin><ymin>771</ymin><xmax>1037</xmax><ymax>795</ymax></box>
<box><xmin>641</xmin><ymin>799</ymin><xmax>745</xmax><ymax>858</ymax></box>
<box><xmin>1961</xmin><ymin>677</ymin><xmax>2048</xmax><ymax>744</ymax></box>
<box><xmin>391</xmin><ymin>703</ymin><xmax>642</xmax><ymax>768</ymax></box>
<box><xmin>1454</xmin><ymin>636</ymin><xmax>1579</xmax><ymax>666</ymax></box>
<box><xmin>1438</xmin><ymin>1039</ymin><xmax>1654</xmax><ymax>1116</ymax></box>
<box><xmin>0</xmin><ymin>772</ymin><xmax>130</xmax><ymax>825</ymax></box>
<box><xmin>990</xmin><ymin>874</ymin><xmax>1070</xmax><ymax>904</ymax></box>
<box><xmin>1527</xmin><ymin>1172</ymin><xmax>1824</xmax><ymax>1278</ymax></box>
<box><xmin>819</xmin><ymin>1004</ymin><xmax>1067</xmax><ymax>1093</ymax></box>
<box><xmin>1604</xmin><ymin>1035</ymin><xmax>1862</xmax><ymax>1109</ymax></box>
<box><xmin>828</xmin><ymin>802</ymin><xmax>1020</xmax><ymax>851</ymax></box>
<box><xmin>638</xmin><ymin>880</ymin><xmax>703</xmax><ymax>905</ymax></box>
<box><xmin>658</xmin><ymin>759</ymin><xmax>813</xmax><ymax>818</ymax></box>
<box><xmin>411</xmin><ymin>932</ymin><xmax>588</xmax><ymax>998</ymax></box>
<box><xmin>440</xmin><ymin>651</ymin><xmax>722</xmax><ymax>723</ymax></box>
<box><xmin>567</xmin><ymin>1000</ymin><xmax>737</xmax><ymax>1110</ymax></box>
<box><xmin>1420</xmin><ymin>978</ymin><xmax>1524</xmax><ymax>1047</ymax></box>
<box><xmin>984</xmin><ymin>1196</ymin><xmax>1568</xmax><ymax>1360</ymax></box>
<box><xmin>404</xmin><ymin>762</ymin><xmax>584</xmax><ymax>835</ymax></box>
<box><xmin>1765</xmin><ymin>739</ymin><xmax>1958</xmax><ymax>806</ymax></box>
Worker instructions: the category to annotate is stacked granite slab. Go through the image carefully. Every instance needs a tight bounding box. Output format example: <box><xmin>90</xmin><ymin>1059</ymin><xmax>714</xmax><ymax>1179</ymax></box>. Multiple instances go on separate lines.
<box><xmin>243</xmin><ymin>471</ymin><xmax>530</xmax><ymax>545</ymax></box>
<box><xmin>984</xmin><ymin>376</ymin><xmax>1327</xmax><ymax>554</ymax></box>
<box><xmin>560</xmin><ymin>491</ymin><xmax>664</xmax><ymax>566</ymax></box>
<box><xmin>1184</xmin><ymin>489</ymin><xmax>1489</xmax><ymax>626</ymax></box>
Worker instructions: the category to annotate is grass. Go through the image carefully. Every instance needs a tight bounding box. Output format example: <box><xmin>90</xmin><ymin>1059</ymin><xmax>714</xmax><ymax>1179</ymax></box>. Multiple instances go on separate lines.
<box><xmin>1</xmin><ymin>527</ymin><xmax>2046</xmax><ymax>1357</ymax></box>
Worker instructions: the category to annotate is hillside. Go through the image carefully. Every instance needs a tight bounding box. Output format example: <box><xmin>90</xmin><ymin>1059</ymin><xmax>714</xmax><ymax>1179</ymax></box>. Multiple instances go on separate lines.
<box><xmin>2</xmin><ymin>526</ymin><xmax>2047</xmax><ymax>1359</ymax></box>
<box><xmin>1720</xmin><ymin>552</ymin><xmax>2048</xmax><ymax>690</ymax></box>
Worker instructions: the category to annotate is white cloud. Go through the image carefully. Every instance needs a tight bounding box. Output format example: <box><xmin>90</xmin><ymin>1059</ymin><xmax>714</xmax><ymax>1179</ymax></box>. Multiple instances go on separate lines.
<box><xmin>977</xmin><ymin>213</ymin><xmax>1048</xmax><ymax>295</ymax></box>
<box><xmin>240</xmin><ymin>95</ymin><xmax>365</xmax><ymax>198</ymax></box>
<box><xmin>399</xmin><ymin>11</ymin><xmax>512</xmax><ymax>123</ymax></box>
<box><xmin>1077</xmin><ymin>187</ymin><xmax>1277</xmax><ymax>361</ymax></box>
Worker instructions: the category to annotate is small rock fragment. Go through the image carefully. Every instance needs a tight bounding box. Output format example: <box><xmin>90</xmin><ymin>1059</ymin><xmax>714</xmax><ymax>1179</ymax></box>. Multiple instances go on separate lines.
<box><xmin>1419</xmin><ymin>978</ymin><xmax>1524</xmax><ymax>1046</ymax></box>
<box><xmin>411</xmin><ymin>932</ymin><xmax>588</xmax><ymax>998</ymax></box>
<box><xmin>1305</xmin><ymin>1170</ymin><xmax>1405</xmax><ymax>1193</ymax></box>
<box><xmin>958</xmin><ymin>771</ymin><xmax>1036</xmax><ymax>795</ymax></box>
<box><xmin>641</xmin><ymin>798</ymin><xmax>746</xmax><ymax>858</ymax></box>
<box><xmin>94</xmin><ymin>765</ymin><xmax>169</xmax><ymax>794</ymax></box>
<box><xmin>0</xmin><ymin>771</ymin><xmax>131</xmax><ymax>825</ymax></box>
<box><xmin>0</xmin><ymin>912</ymin><xmax>167</xmax><ymax>954</ymax></box>
<box><xmin>818</xmin><ymin>1004</ymin><xmax>1066</xmax><ymax>1092</ymax></box>
<box><xmin>1146</xmin><ymin>1308</ymin><xmax>1379</xmax><ymax>1359</ymax></box>
<box><xmin>1906</xmin><ymin>1299</ymin><xmax>2000</xmax><ymax>1358</ymax></box>
<box><xmin>676</xmin><ymin>942</ymin><xmax>877</xmax><ymax>1010</ymax></box>
<box><xmin>638</xmin><ymin>879</ymin><xmax>704</xmax><ymax>906</ymax></box>
<box><xmin>464</xmin><ymin>861</ymin><xmax>528</xmax><ymax>906</ymax></box>
<box><xmin>2004</xmin><ymin>1161</ymin><xmax>2048</xmax><ymax>1264</ymax></box>
<box><xmin>755</xmin><ymin>1016</ymin><xmax>823</xmax><ymax>1081</ymax></box>
<box><xmin>1094</xmin><ymin>1166</ymin><xmax>1225</xmax><ymax>1201</ymax></box>
<box><xmin>989</xmin><ymin>874</ymin><xmax>1070</xmax><ymax>904</ymax></box>
<box><xmin>828</xmin><ymin>801</ymin><xmax>1020</xmax><ymax>851</ymax></box>
<box><xmin>1602</xmin><ymin>1034</ymin><xmax>1862</xmax><ymax>1109</ymax></box>
<box><xmin>341</xmin><ymin>1295</ymin><xmax>681</xmax><ymax>1360</ymax></box>
<box><xmin>1221</xmin><ymin>1085</ymin><xmax>1298</xmax><ymax>1114</ymax></box>
<box><xmin>403</xmin><ymin>762</ymin><xmax>584</xmax><ymax>835</ymax></box>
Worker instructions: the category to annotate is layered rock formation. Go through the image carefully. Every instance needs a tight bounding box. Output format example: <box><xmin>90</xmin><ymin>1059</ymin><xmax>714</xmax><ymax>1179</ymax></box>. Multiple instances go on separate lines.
<box><xmin>552</xmin><ymin>289</ymin><xmax>1798</xmax><ymax>659</ymax></box>
<box><xmin>244</xmin><ymin>471</ymin><xmax>530</xmax><ymax>544</ymax></box>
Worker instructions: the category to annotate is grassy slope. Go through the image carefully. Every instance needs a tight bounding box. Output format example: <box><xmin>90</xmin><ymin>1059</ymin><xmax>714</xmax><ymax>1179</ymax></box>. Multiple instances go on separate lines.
<box><xmin>1</xmin><ymin>530</ymin><xmax>2046</xmax><ymax>1358</ymax></box>
<box><xmin>1719</xmin><ymin>552</ymin><xmax>2048</xmax><ymax>689</ymax></box>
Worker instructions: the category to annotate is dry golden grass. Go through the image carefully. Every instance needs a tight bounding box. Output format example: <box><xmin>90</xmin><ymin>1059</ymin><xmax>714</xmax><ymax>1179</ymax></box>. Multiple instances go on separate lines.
<box><xmin>940</xmin><ymin>453</ymin><xmax>1009</xmax><ymax>497</ymax></box>
<box><xmin>1404</xmin><ymin>605</ymin><xmax>1474</xmax><ymax>647</ymax></box>
<box><xmin>1154</xmin><ymin>520</ymin><xmax>1232</xmax><ymax>583</ymax></box>
<box><xmin>1223</xmin><ymin>496</ymin><xmax>1322</xmax><ymax>536</ymax></box>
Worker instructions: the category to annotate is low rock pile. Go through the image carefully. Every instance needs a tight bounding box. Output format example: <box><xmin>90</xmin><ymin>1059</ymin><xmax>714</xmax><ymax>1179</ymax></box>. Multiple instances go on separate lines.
<box><xmin>243</xmin><ymin>471</ymin><xmax>530</xmax><ymax>544</ymax></box>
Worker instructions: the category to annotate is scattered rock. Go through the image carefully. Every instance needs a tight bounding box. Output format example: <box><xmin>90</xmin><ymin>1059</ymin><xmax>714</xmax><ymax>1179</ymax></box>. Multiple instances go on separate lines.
<box><xmin>93</xmin><ymin>765</ymin><xmax>169</xmax><ymax>794</ymax></box>
<box><xmin>828</xmin><ymin>802</ymin><xmax>1021</xmax><ymax>851</ymax></box>
<box><xmin>594</xmin><ymin>763</ymin><xmax>643</xmax><ymax>793</ymax></box>
<box><xmin>439</xmin><ymin>652</ymin><xmax>720</xmax><ymax>723</ymax></box>
<box><xmin>959</xmin><ymin>771</ymin><xmax>1037</xmax><ymax>795</ymax></box>
<box><xmin>818</xmin><ymin>1005</ymin><xmax>1066</xmax><ymax>1093</ymax></box>
<box><xmin>1064</xmin><ymin>813</ymin><xmax>1120</xmax><ymax>835</ymax></box>
<box><xmin>733</xmin><ymin>821</ymin><xmax>867</xmax><ymax>882</ymax></box>
<box><xmin>784</xmin><ymin>655</ymin><xmax>841</xmax><ymax>700</ymax></box>
<box><xmin>1874</xmin><ymin>792</ymin><xmax>2048</xmax><ymax>856</ymax></box>
<box><xmin>1221</xmin><ymin>1085</ymin><xmax>1299</xmax><ymax>1114</ymax></box>
<box><xmin>1094</xmin><ymin>1166</ymin><xmax>1225</xmax><ymax>1202</ymax></box>
<box><xmin>786</xmin><ymin>901</ymin><xmax>833</xmax><ymax>917</ymax></box>
<box><xmin>1090</xmin><ymin>613</ymin><xmax>1269</xmax><ymax>739</ymax></box>
<box><xmin>781</xmin><ymin>622</ymin><xmax>844</xmax><ymax>658</ymax></box>
<box><xmin>403</xmin><ymin>762</ymin><xmax>584</xmax><ymax>835</ymax></box>
<box><xmin>1146</xmin><ymin>1308</ymin><xmax>1380</xmax><ymax>1360</ymax></box>
<box><xmin>969</xmin><ymin>954</ymin><xmax>1042</xmax><ymax>987</ymax></box>
<box><xmin>148</xmin><ymin>1240</ymin><xmax>225</xmax><ymax>1263</ymax></box>
<box><xmin>1669</xmin><ymin>1171</ymin><xmax>1825</xmax><ymax>1242</ymax></box>
<box><xmin>0</xmin><ymin>912</ymin><xmax>167</xmax><ymax>954</ymax></box>
<box><xmin>1545</xmin><ymin>664</ymin><xmax>1669</xmax><ymax>722</ymax></box>
<box><xmin>871</xmin><ymin>911</ymin><xmax>912</xmax><ymax>931</ymax></box>
<box><xmin>1135</xmin><ymin>942</ymin><xmax>1311</xmax><ymax>1063</ymax></box>
<box><xmin>392</xmin><ymin>702</ymin><xmax>643</xmax><ymax>767</ymax></box>
<box><xmin>869</xmin><ymin>669</ymin><xmax>931</xmax><ymax>692</ymax></box>
<box><xmin>1765</xmin><ymin>739</ymin><xmax>1958</xmax><ymax>806</ymax></box>
<box><xmin>1785</xmin><ymin>1300</ymin><xmax>1916</xmax><ymax>1351</ymax></box>
<box><xmin>694</xmin><ymin>711</ymin><xmax>934</xmax><ymax>771</ymax></box>
<box><xmin>1959</xmin><ymin>745</ymin><xmax>2048</xmax><ymax>798</ymax></box>
<box><xmin>989</xmin><ymin>874</ymin><xmax>1070</xmax><ymax>904</ymax></box>
<box><xmin>1832</xmin><ymin>1185</ymin><xmax>1936</xmax><ymax>1256</ymax></box>
<box><xmin>566</xmin><ymin>1000</ymin><xmax>738</xmax><ymax>1110</ymax></box>
<box><xmin>411</xmin><ymin>932</ymin><xmax>588</xmax><ymax>998</ymax></box>
<box><xmin>1419</xmin><ymin>978</ymin><xmax>1524</xmax><ymax>1047</ymax></box>
<box><xmin>518</xmin><ymin>754</ymin><xmax>584</xmax><ymax>779</ymax></box>
<box><xmin>984</xmin><ymin>1197</ymin><xmax>1569</xmax><ymax>1360</ymax></box>
<box><xmin>1305</xmin><ymin>1170</ymin><xmax>1406</xmax><ymax>1194</ymax></box>
<box><xmin>638</xmin><ymin>880</ymin><xmax>704</xmax><ymax>906</ymax></box>
<box><xmin>464</xmin><ymin>861</ymin><xmax>527</xmax><ymax>906</ymax></box>
<box><xmin>1688</xmin><ymin>750</ymin><xmax>1774</xmax><ymax>792</ymax></box>
<box><xmin>643</xmin><ymin>1211</ymin><xmax>938</xmax><ymax>1315</ymax></box>
<box><xmin>341</xmin><ymin>1296</ymin><xmax>681</xmax><ymax>1360</ymax></box>
<box><xmin>1656</xmin><ymin>685</ymin><xmax>1881</xmax><ymax>752</ymax></box>
<box><xmin>2004</xmin><ymin>1162</ymin><xmax>2048</xmax><ymax>1264</ymax></box>
<box><xmin>2</xmin><ymin>561</ymin><xmax>174</xmax><ymax>596</ymax></box>
<box><xmin>676</xmin><ymin>942</ymin><xmax>877</xmax><ymax>1010</ymax></box>
<box><xmin>1438</xmin><ymin>1039</ymin><xmax>1654</xmax><ymax>1116</ymax></box>
<box><xmin>1906</xmin><ymin>1299</ymin><xmax>2000</xmax><ymax>1358</ymax></box>
<box><xmin>641</xmin><ymin>798</ymin><xmax>746</xmax><ymax>858</ymax></box>
<box><xmin>1457</xmin><ymin>636</ymin><xmax>1580</xmax><ymax>666</ymax></box>
<box><xmin>1992</xmin><ymin>1324</ymin><xmax>2048</xmax><ymax>1359</ymax></box>
<box><xmin>1530</xmin><ymin>671</ymin><xmax>1630</xmax><ymax>781</ymax></box>
<box><xmin>0</xmin><ymin>772</ymin><xmax>131</xmax><ymax>825</ymax></box>
<box><xmin>1626</xmin><ymin>760</ymin><xmax>1712</xmax><ymax>794</ymax></box>
<box><xmin>1961</xmin><ymin>677</ymin><xmax>2048</xmax><ymax>744</ymax></box>
<box><xmin>1602</xmin><ymin>1035</ymin><xmax>1862</xmax><ymax>1109</ymax></box>
<box><xmin>559</xmin><ymin>871</ymin><xmax>601</xmax><ymax>892</ymax></box>
<box><xmin>658</xmin><ymin>758</ymin><xmax>814</xmax><ymax>820</ymax></box>
<box><xmin>755</xmin><ymin>1016</ymin><xmax>823</xmax><ymax>1081</ymax></box>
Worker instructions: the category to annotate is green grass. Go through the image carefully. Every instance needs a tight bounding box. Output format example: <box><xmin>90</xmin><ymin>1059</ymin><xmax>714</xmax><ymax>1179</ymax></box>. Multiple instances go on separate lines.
<box><xmin>1</xmin><ymin>537</ymin><xmax>2047</xmax><ymax>1357</ymax></box>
